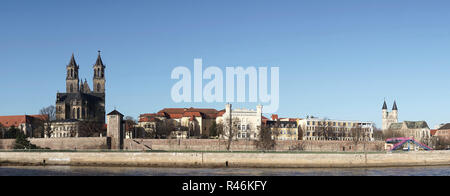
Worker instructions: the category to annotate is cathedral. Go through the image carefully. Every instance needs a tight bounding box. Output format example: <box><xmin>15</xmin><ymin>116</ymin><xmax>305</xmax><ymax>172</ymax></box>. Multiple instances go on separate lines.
<box><xmin>50</xmin><ymin>52</ymin><xmax>106</xmax><ymax>138</ymax></box>
<box><xmin>382</xmin><ymin>100</ymin><xmax>398</xmax><ymax>131</ymax></box>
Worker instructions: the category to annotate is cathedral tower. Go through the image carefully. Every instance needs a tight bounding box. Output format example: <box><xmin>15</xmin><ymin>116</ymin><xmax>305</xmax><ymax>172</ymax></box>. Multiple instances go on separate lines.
<box><xmin>93</xmin><ymin>51</ymin><xmax>106</xmax><ymax>94</ymax></box>
<box><xmin>66</xmin><ymin>53</ymin><xmax>80</xmax><ymax>93</ymax></box>
<box><xmin>382</xmin><ymin>100</ymin><xmax>399</xmax><ymax>131</ymax></box>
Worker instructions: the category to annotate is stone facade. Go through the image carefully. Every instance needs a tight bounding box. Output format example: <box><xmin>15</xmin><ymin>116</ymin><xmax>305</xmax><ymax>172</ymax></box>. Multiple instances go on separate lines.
<box><xmin>123</xmin><ymin>139</ymin><xmax>385</xmax><ymax>152</ymax></box>
<box><xmin>51</xmin><ymin>52</ymin><xmax>107</xmax><ymax>138</ymax></box>
<box><xmin>382</xmin><ymin>100</ymin><xmax>398</xmax><ymax>131</ymax></box>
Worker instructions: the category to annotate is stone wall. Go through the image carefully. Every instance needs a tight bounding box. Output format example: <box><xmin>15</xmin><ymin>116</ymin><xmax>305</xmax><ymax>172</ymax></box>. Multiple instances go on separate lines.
<box><xmin>0</xmin><ymin>139</ymin><xmax>15</xmax><ymax>150</ymax></box>
<box><xmin>1</xmin><ymin>151</ymin><xmax>449</xmax><ymax>168</ymax></box>
<box><xmin>0</xmin><ymin>138</ymin><xmax>109</xmax><ymax>150</ymax></box>
<box><xmin>124</xmin><ymin>139</ymin><xmax>386</xmax><ymax>152</ymax></box>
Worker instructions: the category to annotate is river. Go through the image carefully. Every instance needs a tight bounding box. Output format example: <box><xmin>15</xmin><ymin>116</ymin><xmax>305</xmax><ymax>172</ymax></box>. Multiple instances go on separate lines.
<box><xmin>0</xmin><ymin>165</ymin><xmax>449</xmax><ymax>176</ymax></box>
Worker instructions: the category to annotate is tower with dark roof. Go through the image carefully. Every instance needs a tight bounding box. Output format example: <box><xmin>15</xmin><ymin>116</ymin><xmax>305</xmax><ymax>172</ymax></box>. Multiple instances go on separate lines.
<box><xmin>66</xmin><ymin>53</ymin><xmax>80</xmax><ymax>93</ymax></box>
<box><xmin>93</xmin><ymin>50</ymin><xmax>106</xmax><ymax>94</ymax></box>
<box><xmin>382</xmin><ymin>100</ymin><xmax>398</xmax><ymax>131</ymax></box>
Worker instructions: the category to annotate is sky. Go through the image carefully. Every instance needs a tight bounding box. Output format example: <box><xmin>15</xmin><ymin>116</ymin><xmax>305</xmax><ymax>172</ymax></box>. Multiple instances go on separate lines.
<box><xmin>1</xmin><ymin>0</ymin><xmax>450</xmax><ymax>128</ymax></box>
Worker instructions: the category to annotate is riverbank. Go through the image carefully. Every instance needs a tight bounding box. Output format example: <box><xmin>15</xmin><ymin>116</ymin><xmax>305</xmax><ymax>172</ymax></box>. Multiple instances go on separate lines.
<box><xmin>1</xmin><ymin>151</ymin><xmax>449</xmax><ymax>168</ymax></box>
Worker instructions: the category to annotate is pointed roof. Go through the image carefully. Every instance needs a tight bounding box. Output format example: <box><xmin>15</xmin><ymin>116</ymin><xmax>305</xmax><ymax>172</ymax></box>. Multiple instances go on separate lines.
<box><xmin>68</xmin><ymin>53</ymin><xmax>78</xmax><ymax>67</ymax></box>
<box><xmin>392</xmin><ymin>101</ymin><xmax>398</xmax><ymax>110</ymax></box>
<box><xmin>94</xmin><ymin>50</ymin><xmax>105</xmax><ymax>67</ymax></box>
<box><xmin>382</xmin><ymin>101</ymin><xmax>387</xmax><ymax>110</ymax></box>
<box><xmin>107</xmin><ymin>110</ymin><xmax>123</xmax><ymax>117</ymax></box>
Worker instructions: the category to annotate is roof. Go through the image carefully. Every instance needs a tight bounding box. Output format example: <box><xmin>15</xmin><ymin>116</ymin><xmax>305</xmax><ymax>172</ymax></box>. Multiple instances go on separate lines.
<box><xmin>68</xmin><ymin>53</ymin><xmax>78</xmax><ymax>67</ymax></box>
<box><xmin>94</xmin><ymin>52</ymin><xmax>105</xmax><ymax>67</ymax></box>
<box><xmin>382</xmin><ymin>101</ymin><xmax>387</xmax><ymax>110</ymax></box>
<box><xmin>0</xmin><ymin>115</ymin><xmax>45</xmax><ymax>127</ymax></box>
<box><xmin>430</xmin><ymin>129</ymin><xmax>438</xmax><ymax>136</ymax></box>
<box><xmin>392</xmin><ymin>101</ymin><xmax>398</xmax><ymax>110</ymax></box>
<box><xmin>389</xmin><ymin>121</ymin><xmax>429</xmax><ymax>130</ymax></box>
<box><xmin>157</xmin><ymin>108</ymin><xmax>220</xmax><ymax>119</ymax></box>
<box><xmin>438</xmin><ymin>123</ymin><xmax>450</xmax><ymax>130</ymax></box>
<box><xmin>266</xmin><ymin>120</ymin><xmax>298</xmax><ymax>128</ymax></box>
<box><xmin>107</xmin><ymin>110</ymin><xmax>124</xmax><ymax>116</ymax></box>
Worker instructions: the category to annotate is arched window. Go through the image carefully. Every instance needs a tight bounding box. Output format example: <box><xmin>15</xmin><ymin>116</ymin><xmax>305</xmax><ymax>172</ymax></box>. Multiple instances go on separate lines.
<box><xmin>97</xmin><ymin>83</ymin><xmax>101</xmax><ymax>92</ymax></box>
<box><xmin>70</xmin><ymin>84</ymin><xmax>73</xmax><ymax>93</ymax></box>
<box><xmin>73</xmin><ymin>109</ymin><xmax>75</xmax><ymax>119</ymax></box>
<box><xmin>77</xmin><ymin>108</ymin><xmax>80</xmax><ymax>119</ymax></box>
<box><xmin>71</xmin><ymin>69</ymin><xmax>73</xmax><ymax>78</ymax></box>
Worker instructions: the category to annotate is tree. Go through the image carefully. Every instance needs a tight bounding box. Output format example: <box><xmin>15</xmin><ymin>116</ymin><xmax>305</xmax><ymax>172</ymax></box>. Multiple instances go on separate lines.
<box><xmin>222</xmin><ymin>118</ymin><xmax>240</xmax><ymax>151</ymax></box>
<box><xmin>372</xmin><ymin>126</ymin><xmax>384</xmax><ymax>141</ymax></box>
<box><xmin>155</xmin><ymin>120</ymin><xmax>176</xmax><ymax>139</ymax></box>
<box><xmin>0</xmin><ymin>123</ymin><xmax>5</xmax><ymax>139</ymax></box>
<box><xmin>255</xmin><ymin>125</ymin><xmax>276</xmax><ymax>150</ymax></box>
<box><xmin>124</xmin><ymin>116</ymin><xmax>137</xmax><ymax>138</ymax></box>
<box><xmin>209</xmin><ymin>121</ymin><xmax>218</xmax><ymax>138</ymax></box>
<box><xmin>351</xmin><ymin>125</ymin><xmax>364</xmax><ymax>151</ymax></box>
<box><xmin>4</xmin><ymin>126</ymin><xmax>25</xmax><ymax>139</ymax></box>
<box><xmin>78</xmin><ymin>120</ymin><xmax>105</xmax><ymax>137</ymax></box>
<box><xmin>39</xmin><ymin>105</ymin><xmax>56</xmax><ymax>138</ymax></box>
<box><xmin>14</xmin><ymin>131</ymin><xmax>40</xmax><ymax>150</ymax></box>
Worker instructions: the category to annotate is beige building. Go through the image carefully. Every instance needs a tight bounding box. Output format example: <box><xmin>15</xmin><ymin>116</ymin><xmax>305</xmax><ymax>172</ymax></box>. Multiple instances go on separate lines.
<box><xmin>138</xmin><ymin>108</ymin><xmax>221</xmax><ymax>138</ymax></box>
<box><xmin>267</xmin><ymin>120</ymin><xmax>299</xmax><ymax>141</ymax></box>
<box><xmin>298</xmin><ymin>117</ymin><xmax>374</xmax><ymax>141</ymax></box>
<box><xmin>388</xmin><ymin>121</ymin><xmax>431</xmax><ymax>143</ymax></box>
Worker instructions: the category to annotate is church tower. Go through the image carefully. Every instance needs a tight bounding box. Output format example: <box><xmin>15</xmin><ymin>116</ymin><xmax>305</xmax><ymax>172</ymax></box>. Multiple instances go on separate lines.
<box><xmin>93</xmin><ymin>51</ymin><xmax>106</xmax><ymax>94</ymax></box>
<box><xmin>382</xmin><ymin>100</ymin><xmax>399</xmax><ymax>131</ymax></box>
<box><xmin>66</xmin><ymin>53</ymin><xmax>79</xmax><ymax>93</ymax></box>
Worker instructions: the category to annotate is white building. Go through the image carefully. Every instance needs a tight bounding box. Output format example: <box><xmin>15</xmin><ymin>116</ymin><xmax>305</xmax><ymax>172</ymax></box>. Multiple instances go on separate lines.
<box><xmin>216</xmin><ymin>104</ymin><xmax>262</xmax><ymax>140</ymax></box>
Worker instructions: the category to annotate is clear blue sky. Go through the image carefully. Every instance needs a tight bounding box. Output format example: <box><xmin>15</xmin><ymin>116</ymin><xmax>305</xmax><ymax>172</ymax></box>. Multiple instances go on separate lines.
<box><xmin>1</xmin><ymin>0</ymin><xmax>450</xmax><ymax>128</ymax></box>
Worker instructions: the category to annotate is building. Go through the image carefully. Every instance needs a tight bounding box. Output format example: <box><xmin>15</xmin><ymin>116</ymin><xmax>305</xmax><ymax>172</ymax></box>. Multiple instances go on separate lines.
<box><xmin>382</xmin><ymin>100</ymin><xmax>398</xmax><ymax>131</ymax></box>
<box><xmin>138</xmin><ymin>107</ymin><xmax>221</xmax><ymax>138</ymax></box>
<box><xmin>216</xmin><ymin>104</ymin><xmax>262</xmax><ymax>140</ymax></box>
<box><xmin>297</xmin><ymin>117</ymin><xmax>374</xmax><ymax>141</ymax></box>
<box><xmin>0</xmin><ymin>115</ymin><xmax>45</xmax><ymax>137</ymax></box>
<box><xmin>266</xmin><ymin>120</ymin><xmax>298</xmax><ymax>141</ymax></box>
<box><xmin>387</xmin><ymin>121</ymin><xmax>431</xmax><ymax>142</ymax></box>
<box><xmin>50</xmin><ymin>52</ymin><xmax>106</xmax><ymax>138</ymax></box>
<box><xmin>435</xmin><ymin>123</ymin><xmax>450</xmax><ymax>141</ymax></box>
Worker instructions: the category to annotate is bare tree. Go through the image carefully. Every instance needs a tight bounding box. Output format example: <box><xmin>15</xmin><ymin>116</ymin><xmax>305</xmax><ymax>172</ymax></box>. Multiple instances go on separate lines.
<box><xmin>372</xmin><ymin>125</ymin><xmax>383</xmax><ymax>141</ymax></box>
<box><xmin>351</xmin><ymin>125</ymin><xmax>363</xmax><ymax>151</ymax></box>
<box><xmin>78</xmin><ymin>120</ymin><xmax>105</xmax><ymax>137</ymax></box>
<box><xmin>222</xmin><ymin>118</ymin><xmax>240</xmax><ymax>151</ymax></box>
<box><xmin>124</xmin><ymin>116</ymin><xmax>138</xmax><ymax>138</ymax></box>
<box><xmin>155</xmin><ymin>119</ymin><xmax>176</xmax><ymax>139</ymax></box>
<box><xmin>39</xmin><ymin>105</ymin><xmax>55</xmax><ymax>138</ymax></box>
<box><xmin>255</xmin><ymin>124</ymin><xmax>276</xmax><ymax>150</ymax></box>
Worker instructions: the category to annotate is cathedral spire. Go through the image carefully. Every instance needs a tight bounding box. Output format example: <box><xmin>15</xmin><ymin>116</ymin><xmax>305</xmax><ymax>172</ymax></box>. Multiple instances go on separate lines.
<box><xmin>392</xmin><ymin>100</ymin><xmax>398</xmax><ymax>110</ymax></box>
<box><xmin>382</xmin><ymin>100</ymin><xmax>387</xmax><ymax>110</ymax></box>
<box><xmin>94</xmin><ymin>50</ymin><xmax>104</xmax><ymax>67</ymax></box>
<box><xmin>68</xmin><ymin>53</ymin><xmax>77</xmax><ymax>67</ymax></box>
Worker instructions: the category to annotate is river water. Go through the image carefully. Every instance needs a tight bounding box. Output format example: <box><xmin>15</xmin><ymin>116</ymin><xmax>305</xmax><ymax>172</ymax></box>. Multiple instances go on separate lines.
<box><xmin>1</xmin><ymin>165</ymin><xmax>449</xmax><ymax>176</ymax></box>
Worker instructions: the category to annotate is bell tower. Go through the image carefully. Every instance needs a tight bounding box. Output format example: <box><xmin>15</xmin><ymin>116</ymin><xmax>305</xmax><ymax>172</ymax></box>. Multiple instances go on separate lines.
<box><xmin>66</xmin><ymin>53</ymin><xmax>79</xmax><ymax>93</ymax></box>
<box><xmin>93</xmin><ymin>50</ymin><xmax>106</xmax><ymax>94</ymax></box>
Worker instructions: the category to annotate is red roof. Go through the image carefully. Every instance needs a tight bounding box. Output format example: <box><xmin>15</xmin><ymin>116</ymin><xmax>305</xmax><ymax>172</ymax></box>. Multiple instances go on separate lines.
<box><xmin>151</xmin><ymin>108</ymin><xmax>221</xmax><ymax>119</ymax></box>
<box><xmin>0</xmin><ymin>115</ymin><xmax>45</xmax><ymax>128</ymax></box>
<box><xmin>430</xmin><ymin>129</ymin><xmax>438</xmax><ymax>136</ymax></box>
